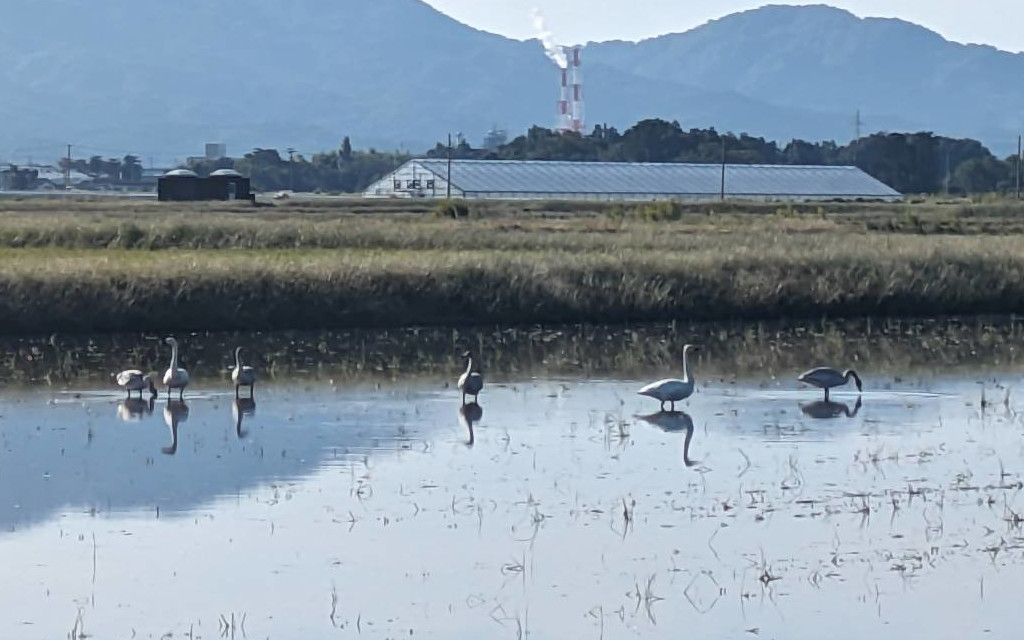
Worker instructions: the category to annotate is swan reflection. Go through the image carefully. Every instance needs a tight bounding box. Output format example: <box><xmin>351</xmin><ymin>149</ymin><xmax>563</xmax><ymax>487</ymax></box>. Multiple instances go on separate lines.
<box><xmin>800</xmin><ymin>396</ymin><xmax>862</xmax><ymax>420</ymax></box>
<box><xmin>233</xmin><ymin>397</ymin><xmax>256</xmax><ymax>439</ymax></box>
<box><xmin>638</xmin><ymin>411</ymin><xmax>698</xmax><ymax>468</ymax></box>
<box><xmin>162</xmin><ymin>400</ymin><xmax>190</xmax><ymax>455</ymax></box>
<box><xmin>458</xmin><ymin>402</ymin><xmax>483</xmax><ymax>446</ymax></box>
<box><xmin>117</xmin><ymin>397</ymin><xmax>155</xmax><ymax>423</ymax></box>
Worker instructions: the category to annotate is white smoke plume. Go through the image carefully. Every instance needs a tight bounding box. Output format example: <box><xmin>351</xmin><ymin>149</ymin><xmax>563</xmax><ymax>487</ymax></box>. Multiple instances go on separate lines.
<box><xmin>531</xmin><ymin>8</ymin><xmax>567</xmax><ymax>68</ymax></box>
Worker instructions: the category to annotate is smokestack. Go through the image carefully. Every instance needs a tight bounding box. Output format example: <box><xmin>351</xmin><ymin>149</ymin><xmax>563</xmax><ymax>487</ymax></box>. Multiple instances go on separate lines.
<box><xmin>569</xmin><ymin>46</ymin><xmax>585</xmax><ymax>133</ymax></box>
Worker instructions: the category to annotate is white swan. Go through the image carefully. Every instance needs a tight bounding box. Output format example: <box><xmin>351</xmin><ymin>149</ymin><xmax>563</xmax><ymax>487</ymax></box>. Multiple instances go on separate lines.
<box><xmin>458</xmin><ymin>351</ymin><xmax>483</xmax><ymax>405</ymax></box>
<box><xmin>162</xmin><ymin>337</ymin><xmax>190</xmax><ymax>399</ymax></box>
<box><xmin>116</xmin><ymin>369</ymin><xmax>157</xmax><ymax>398</ymax></box>
<box><xmin>231</xmin><ymin>347</ymin><xmax>257</xmax><ymax>397</ymax></box>
<box><xmin>798</xmin><ymin>367</ymin><xmax>862</xmax><ymax>400</ymax></box>
<box><xmin>638</xmin><ymin>344</ymin><xmax>699</xmax><ymax>411</ymax></box>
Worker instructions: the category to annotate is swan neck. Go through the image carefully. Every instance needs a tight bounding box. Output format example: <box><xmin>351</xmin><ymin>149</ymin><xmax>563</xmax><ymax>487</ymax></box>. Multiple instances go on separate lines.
<box><xmin>169</xmin><ymin>342</ymin><xmax>179</xmax><ymax>370</ymax></box>
<box><xmin>234</xmin><ymin>348</ymin><xmax>242</xmax><ymax>370</ymax></box>
<box><xmin>465</xmin><ymin>357</ymin><xmax>473</xmax><ymax>375</ymax></box>
<box><xmin>682</xmin><ymin>349</ymin><xmax>691</xmax><ymax>381</ymax></box>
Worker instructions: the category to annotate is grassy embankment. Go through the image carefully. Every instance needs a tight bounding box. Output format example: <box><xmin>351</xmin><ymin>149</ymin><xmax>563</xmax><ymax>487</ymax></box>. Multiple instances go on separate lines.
<box><xmin>1</xmin><ymin>197</ymin><xmax>1024</xmax><ymax>333</ymax></box>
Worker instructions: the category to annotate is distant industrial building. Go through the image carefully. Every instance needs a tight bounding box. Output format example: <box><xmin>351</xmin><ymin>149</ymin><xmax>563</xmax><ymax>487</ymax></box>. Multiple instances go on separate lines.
<box><xmin>363</xmin><ymin>159</ymin><xmax>902</xmax><ymax>202</ymax></box>
<box><xmin>157</xmin><ymin>169</ymin><xmax>253</xmax><ymax>202</ymax></box>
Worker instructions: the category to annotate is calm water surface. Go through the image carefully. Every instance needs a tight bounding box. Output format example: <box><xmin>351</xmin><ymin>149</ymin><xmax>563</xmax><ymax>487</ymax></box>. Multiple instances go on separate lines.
<box><xmin>1</xmin><ymin>320</ymin><xmax>1023</xmax><ymax>639</ymax></box>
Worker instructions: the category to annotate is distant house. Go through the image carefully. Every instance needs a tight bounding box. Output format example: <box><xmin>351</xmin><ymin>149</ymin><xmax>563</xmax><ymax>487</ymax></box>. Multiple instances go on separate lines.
<box><xmin>25</xmin><ymin>165</ymin><xmax>90</xmax><ymax>189</ymax></box>
<box><xmin>0</xmin><ymin>165</ymin><xmax>37</xmax><ymax>190</ymax></box>
<box><xmin>0</xmin><ymin>164</ymin><xmax>91</xmax><ymax>190</ymax></box>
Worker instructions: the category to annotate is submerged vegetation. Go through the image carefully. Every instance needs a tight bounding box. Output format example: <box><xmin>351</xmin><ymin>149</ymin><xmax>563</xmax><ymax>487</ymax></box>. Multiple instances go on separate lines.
<box><xmin>2</xmin><ymin>198</ymin><xmax>1024</xmax><ymax>333</ymax></box>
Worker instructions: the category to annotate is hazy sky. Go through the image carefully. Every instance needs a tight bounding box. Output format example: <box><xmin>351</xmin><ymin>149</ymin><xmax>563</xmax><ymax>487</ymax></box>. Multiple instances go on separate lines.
<box><xmin>423</xmin><ymin>0</ymin><xmax>1024</xmax><ymax>52</ymax></box>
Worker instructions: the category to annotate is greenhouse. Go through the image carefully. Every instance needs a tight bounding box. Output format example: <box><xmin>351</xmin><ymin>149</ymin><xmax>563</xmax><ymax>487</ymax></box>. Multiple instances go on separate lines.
<box><xmin>363</xmin><ymin>159</ymin><xmax>902</xmax><ymax>202</ymax></box>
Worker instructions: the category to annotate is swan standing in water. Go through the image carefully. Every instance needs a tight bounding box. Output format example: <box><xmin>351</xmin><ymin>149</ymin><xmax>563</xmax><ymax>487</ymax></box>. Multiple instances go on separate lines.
<box><xmin>638</xmin><ymin>345</ymin><xmax>699</xmax><ymax>411</ymax></box>
<box><xmin>162</xmin><ymin>337</ymin><xmax>190</xmax><ymax>399</ymax></box>
<box><xmin>798</xmin><ymin>367</ymin><xmax>862</xmax><ymax>400</ymax></box>
<box><xmin>116</xmin><ymin>370</ymin><xmax>157</xmax><ymax>398</ymax></box>
<box><xmin>231</xmin><ymin>347</ymin><xmax>257</xmax><ymax>398</ymax></box>
<box><xmin>458</xmin><ymin>351</ymin><xmax>483</xmax><ymax>405</ymax></box>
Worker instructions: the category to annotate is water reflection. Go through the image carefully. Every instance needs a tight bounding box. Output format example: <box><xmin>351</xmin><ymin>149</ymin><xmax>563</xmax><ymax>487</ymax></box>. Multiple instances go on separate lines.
<box><xmin>637</xmin><ymin>411</ymin><xmax>698</xmax><ymax>467</ymax></box>
<box><xmin>117</xmin><ymin>396</ymin><xmax>155</xmax><ymax>422</ymax></box>
<box><xmin>800</xmin><ymin>397</ymin><xmax>863</xmax><ymax>419</ymax></box>
<box><xmin>458</xmin><ymin>402</ymin><xmax>483</xmax><ymax>446</ymax></box>
<box><xmin>162</xmin><ymin>400</ymin><xmax>189</xmax><ymax>455</ymax></box>
<box><xmin>232</xmin><ymin>397</ymin><xmax>256</xmax><ymax>439</ymax></box>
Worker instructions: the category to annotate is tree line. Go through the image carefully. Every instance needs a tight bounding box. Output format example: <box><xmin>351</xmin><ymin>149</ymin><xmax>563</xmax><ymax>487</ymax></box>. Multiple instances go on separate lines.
<box><xmin>53</xmin><ymin>121</ymin><xmax>1021</xmax><ymax>195</ymax></box>
<box><xmin>426</xmin><ymin>121</ymin><xmax>1017</xmax><ymax>195</ymax></box>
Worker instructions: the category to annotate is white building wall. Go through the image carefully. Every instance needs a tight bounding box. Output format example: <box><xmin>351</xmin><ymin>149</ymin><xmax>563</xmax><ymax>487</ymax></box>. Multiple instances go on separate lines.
<box><xmin>363</xmin><ymin>161</ymin><xmax>462</xmax><ymax>199</ymax></box>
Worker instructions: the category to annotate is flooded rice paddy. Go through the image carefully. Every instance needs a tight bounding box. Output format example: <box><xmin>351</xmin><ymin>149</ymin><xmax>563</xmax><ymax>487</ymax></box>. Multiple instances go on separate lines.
<box><xmin>2</xmin><ymin>319</ymin><xmax>1024</xmax><ymax>638</ymax></box>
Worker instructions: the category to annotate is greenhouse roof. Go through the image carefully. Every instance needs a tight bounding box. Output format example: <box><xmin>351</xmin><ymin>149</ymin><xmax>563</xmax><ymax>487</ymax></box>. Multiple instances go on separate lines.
<box><xmin>411</xmin><ymin>159</ymin><xmax>901</xmax><ymax>198</ymax></box>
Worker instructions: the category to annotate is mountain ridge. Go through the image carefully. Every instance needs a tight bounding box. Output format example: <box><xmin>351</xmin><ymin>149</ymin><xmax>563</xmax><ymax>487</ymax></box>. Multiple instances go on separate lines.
<box><xmin>0</xmin><ymin>1</ymin><xmax>1021</xmax><ymax>163</ymax></box>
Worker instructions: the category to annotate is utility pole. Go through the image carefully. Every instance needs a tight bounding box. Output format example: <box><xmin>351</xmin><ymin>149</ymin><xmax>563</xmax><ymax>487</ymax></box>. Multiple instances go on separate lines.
<box><xmin>719</xmin><ymin>136</ymin><xmax>727</xmax><ymax>201</ymax></box>
<box><xmin>853</xmin><ymin>109</ymin><xmax>864</xmax><ymax>165</ymax></box>
<box><xmin>944</xmin><ymin>148</ymin><xmax>951</xmax><ymax>197</ymax></box>
<box><xmin>64</xmin><ymin>144</ymin><xmax>72</xmax><ymax>190</ymax></box>
<box><xmin>1017</xmin><ymin>135</ymin><xmax>1021</xmax><ymax>200</ymax></box>
<box><xmin>286</xmin><ymin>147</ymin><xmax>295</xmax><ymax>191</ymax></box>
<box><xmin>446</xmin><ymin>133</ymin><xmax>453</xmax><ymax>200</ymax></box>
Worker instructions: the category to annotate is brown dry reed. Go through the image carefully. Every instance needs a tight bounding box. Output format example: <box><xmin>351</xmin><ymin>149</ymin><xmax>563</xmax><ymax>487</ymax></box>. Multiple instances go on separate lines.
<box><xmin>1</xmin><ymin>198</ymin><xmax>1024</xmax><ymax>333</ymax></box>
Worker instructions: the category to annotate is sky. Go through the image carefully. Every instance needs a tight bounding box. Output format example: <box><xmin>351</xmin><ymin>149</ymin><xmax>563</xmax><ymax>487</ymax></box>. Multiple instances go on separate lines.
<box><xmin>422</xmin><ymin>0</ymin><xmax>1024</xmax><ymax>52</ymax></box>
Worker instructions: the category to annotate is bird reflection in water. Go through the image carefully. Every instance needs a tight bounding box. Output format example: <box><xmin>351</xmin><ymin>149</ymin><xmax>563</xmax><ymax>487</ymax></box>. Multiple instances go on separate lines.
<box><xmin>117</xmin><ymin>397</ymin><xmax>155</xmax><ymax>423</ymax></box>
<box><xmin>800</xmin><ymin>396</ymin><xmax>863</xmax><ymax>420</ymax></box>
<box><xmin>233</xmin><ymin>397</ymin><xmax>256</xmax><ymax>439</ymax></box>
<box><xmin>458</xmin><ymin>402</ymin><xmax>483</xmax><ymax>446</ymax></box>
<box><xmin>637</xmin><ymin>411</ymin><xmax>699</xmax><ymax>468</ymax></box>
<box><xmin>162</xmin><ymin>400</ymin><xmax>190</xmax><ymax>455</ymax></box>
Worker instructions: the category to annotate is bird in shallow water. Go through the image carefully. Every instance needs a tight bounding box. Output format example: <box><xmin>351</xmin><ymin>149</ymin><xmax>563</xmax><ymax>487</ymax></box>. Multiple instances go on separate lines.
<box><xmin>638</xmin><ymin>344</ymin><xmax>699</xmax><ymax>412</ymax></box>
<box><xmin>798</xmin><ymin>367</ymin><xmax>863</xmax><ymax>401</ymax></box>
<box><xmin>116</xmin><ymin>369</ymin><xmax>157</xmax><ymax>399</ymax></box>
<box><xmin>458</xmin><ymin>351</ymin><xmax>483</xmax><ymax>405</ymax></box>
<box><xmin>162</xmin><ymin>337</ymin><xmax>190</xmax><ymax>400</ymax></box>
<box><xmin>231</xmin><ymin>347</ymin><xmax>257</xmax><ymax>398</ymax></box>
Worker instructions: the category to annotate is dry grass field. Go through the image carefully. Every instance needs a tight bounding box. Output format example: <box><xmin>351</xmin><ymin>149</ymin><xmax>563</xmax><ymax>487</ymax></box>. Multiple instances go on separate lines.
<box><xmin>0</xmin><ymin>196</ymin><xmax>1023</xmax><ymax>332</ymax></box>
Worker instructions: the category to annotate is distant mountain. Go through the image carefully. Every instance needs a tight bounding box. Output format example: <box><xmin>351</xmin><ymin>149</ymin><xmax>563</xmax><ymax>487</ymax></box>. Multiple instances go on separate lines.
<box><xmin>0</xmin><ymin>1</ymin><xmax>1021</xmax><ymax>163</ymax></box>
<box><xmin>587</xmin><ymin>4</ymin><xmax>1024</xmax><ymax>154</ymax></box>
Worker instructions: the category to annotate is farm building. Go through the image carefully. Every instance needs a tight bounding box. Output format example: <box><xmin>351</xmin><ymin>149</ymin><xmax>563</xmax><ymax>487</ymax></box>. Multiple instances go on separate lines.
<box><xmin>363</xmin><ymin>159</ymin><xmax>902</xmax><ymax>202</ymax></box>
<box><xmin>157</xmin><ymin>169</ymin><xmax>253</xmax><ymax>202</ymax></box>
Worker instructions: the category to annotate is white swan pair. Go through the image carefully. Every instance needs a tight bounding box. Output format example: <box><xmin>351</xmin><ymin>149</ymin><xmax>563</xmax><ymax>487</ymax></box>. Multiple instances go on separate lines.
<box><xmin>636</xmin><ymin>346</ymin><xmax>863</xmax><ymax>411</ymax></box>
